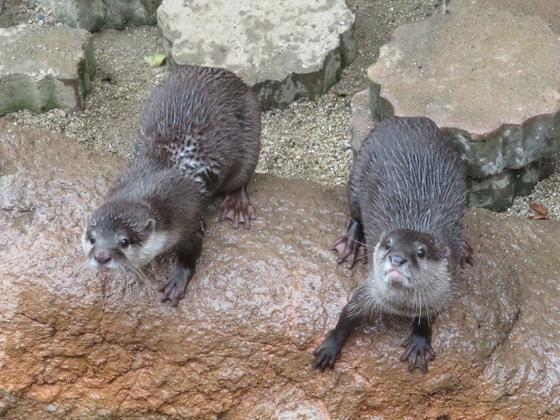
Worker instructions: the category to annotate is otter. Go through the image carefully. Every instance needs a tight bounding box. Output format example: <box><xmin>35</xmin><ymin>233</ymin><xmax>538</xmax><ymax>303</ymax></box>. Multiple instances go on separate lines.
<box><xmin>83</xmin><ymin>65</ymin><xmax>261</xmax><ymax>305</ymax></box>
<box><xmin>313</xmin><ymin>116</ymin><xmax>472</xmax><ymax>373</ymax></box>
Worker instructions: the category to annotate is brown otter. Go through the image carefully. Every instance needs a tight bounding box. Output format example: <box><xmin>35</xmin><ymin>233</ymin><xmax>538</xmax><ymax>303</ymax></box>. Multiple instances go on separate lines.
<box><xmin>313</xmin><ymin>116</ymin><xmax>472</xmax><ymax>373</ymax></box>
<box><xmin>82</xmin><ymin>65</ymin><xmax>261</xmax><ymax>305</ymax></box>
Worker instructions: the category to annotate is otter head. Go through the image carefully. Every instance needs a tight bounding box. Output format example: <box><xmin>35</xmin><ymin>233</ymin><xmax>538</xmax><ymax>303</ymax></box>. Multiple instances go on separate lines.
<box><xmin>371</xmin><ymin>229</ymin><xmax>452</xmax><ymax>316</ymax></box>
<box><xmin>82</xmin><ymin>201</ymin><xmax>162</xmax><ymax>272</ymax></box>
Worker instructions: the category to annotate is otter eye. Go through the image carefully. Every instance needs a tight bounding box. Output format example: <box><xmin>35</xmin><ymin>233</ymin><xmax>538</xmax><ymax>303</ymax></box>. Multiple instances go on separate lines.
<box><xmin>416</xmin><ymin>248</ymin><xmax>426</xmax><ymax>258</ymax></box>
<box><xmin>89</xmin><ymin>236</ymin><xmax>95</xmax><ymax>245</ymax></box>
<box><xmin>385</xmin><ymin>239</ymin><xmax>392</xmax><ymax>250</ymax></box>
<box><xmin>120</xmin><ymin>238</ymin><xmax>130</xmax><ymax>248</ymax></box>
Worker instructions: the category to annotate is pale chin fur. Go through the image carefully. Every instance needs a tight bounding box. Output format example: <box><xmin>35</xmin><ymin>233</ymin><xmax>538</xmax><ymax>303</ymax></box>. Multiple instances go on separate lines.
<box><xmin>125</xmin><ymin>230</ymin><xmax>173</xmax><ymax>268</ymax></box>
<box><xmin>349</xmin><ymin>242</ymin><xmax>452</xmax><ymax>320</ymax></box>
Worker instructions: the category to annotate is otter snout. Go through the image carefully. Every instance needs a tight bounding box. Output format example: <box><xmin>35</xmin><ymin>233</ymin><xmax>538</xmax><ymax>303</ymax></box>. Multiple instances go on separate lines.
<box><xmin>389</xmin><ymin>253</ymin><xmax>407</xmax><ymax>267</ymax></box>
<box><xmin>93</xmin><ymin>250</ymin><xmax>112</xmax><ymax>266</ymax></box>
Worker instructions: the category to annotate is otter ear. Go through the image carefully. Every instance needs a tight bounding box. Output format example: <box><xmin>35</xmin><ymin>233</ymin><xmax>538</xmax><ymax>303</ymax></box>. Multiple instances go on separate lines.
<box><xmin>143</xmin><ymin>218</ymin><xmax>156</xmax><ymax>234</ymax></box>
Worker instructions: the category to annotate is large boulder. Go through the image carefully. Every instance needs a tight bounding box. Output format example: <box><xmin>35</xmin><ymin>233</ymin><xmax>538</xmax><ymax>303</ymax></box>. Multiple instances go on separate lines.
<box><xmin>365</xmin><ymin>0</ymin><xmax>560</xmax><ymax>211</ymax></box>
<box><xmin>157</xmin><ymin>0</ymin><xmax>355</xmax><ymax>109</ymax></box>
<box><xmin>0</xmin><ymin>25</ymin><xmax>95</xmax><ymax>115</ymax></box>
<box><xmin>0</xmin><ymin>120</ymin><xmax>559</xmax><ymax>417</ymax></box>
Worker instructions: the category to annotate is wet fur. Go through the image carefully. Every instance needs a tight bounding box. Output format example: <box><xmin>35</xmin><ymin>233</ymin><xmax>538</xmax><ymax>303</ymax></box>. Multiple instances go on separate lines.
<box><xmin>348</xmin><ymin>117</ymin><xmax>467</xmax><ymax>318</ymax></box>
<box><xmin>136</xmin><ymin>66</ymin><xmax>261</xmax><ymax>196</ymax></box>
<box><xmin>85</xmin><ymin>65</ymin><xmax>261</xmax><ymax>272</ymax></box>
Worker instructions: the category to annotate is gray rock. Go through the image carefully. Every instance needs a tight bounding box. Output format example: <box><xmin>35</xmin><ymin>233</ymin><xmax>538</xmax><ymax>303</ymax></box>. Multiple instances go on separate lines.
<box><xmin>473</xmin><ymin>0</ymin><xmax>560</xmax><ymax>34</ymax></box>
<box><xmin>0</xmin><ymin>25</ymin><xmax>95</xmax><ymax>115</ymax></box>
<box><xmin>350</xmin><ymin>89</ymin><xmax>374</xmax><ymax>159</ymax></box>
<box><xmin>35</xmin><ymin>0</ymin><xmax>162</xmax><ymax>31</ymax></box>
<box><xmin>351</xmin><ymin>89</ymin><xmax>557</xmax><ymax>211</ymax></box>
<box><xmin>1</xmin><ymin>120</ymin><xmax>559</xmax><ymax>418</ymax></box>
<box><xmin>361</xmin><ymin>2</ymin><xmax>560</xmax><ymax>210</ymax></box>
<box><xmin>157</xmin><ymin>0</ymin><xmax>355</xmax><ymax>109</ymax></box>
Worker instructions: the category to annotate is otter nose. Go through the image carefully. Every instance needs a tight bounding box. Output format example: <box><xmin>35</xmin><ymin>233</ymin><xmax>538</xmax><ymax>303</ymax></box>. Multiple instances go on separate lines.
<box><xmin>94</xmin><ymin>252</ymin><xmax>112</xmax><ymax>265</ymax></box>
<box><xmin>390</xmin><ymin>254</ymin><xmax>407</xmax><ymax>266</ymax></box>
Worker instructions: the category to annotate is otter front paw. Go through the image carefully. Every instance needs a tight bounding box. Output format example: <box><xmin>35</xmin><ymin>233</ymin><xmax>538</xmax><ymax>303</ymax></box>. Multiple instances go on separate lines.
<box><xmin>160</xmin><ymin>266</ymin><xmax>194</xmax><ymax>306</ymax></box>
<box><xmin>312</xmin><ymin>337</ymin><xmax>342</xmax><ymax>372</ymax></box>
<box><xmin>399</xmin><ymin>334</ymin><xmax>436</xmax><ymax>373</ymax></box>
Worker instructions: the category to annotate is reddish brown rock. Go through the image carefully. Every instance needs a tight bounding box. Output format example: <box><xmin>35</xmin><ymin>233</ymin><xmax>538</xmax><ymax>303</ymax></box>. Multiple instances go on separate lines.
<box><xmin>0</xmin><ymin>120</ymin><xmax>559</xmax><ymax>418</ymax></box>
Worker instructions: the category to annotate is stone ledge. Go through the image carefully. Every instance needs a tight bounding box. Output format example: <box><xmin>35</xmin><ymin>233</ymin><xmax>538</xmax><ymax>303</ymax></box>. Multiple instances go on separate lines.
<box><xmin>363</xmin><ymin>1</ymin><xmax>560</xmax><ymax>211</ymax></box>
<box><xmin>0</xmin><ymin>25</ymin><xmax>95</xmax><ymax>115</ymax></box>
<box><xmin>157</xmin><ymin>0</ymin><xmax>355</xmax><ymax>109</ymax></box>
<box><xmin>351</xmin><ymin>88</ymin><xmax>557</xmax><ymax>211</ymax></box>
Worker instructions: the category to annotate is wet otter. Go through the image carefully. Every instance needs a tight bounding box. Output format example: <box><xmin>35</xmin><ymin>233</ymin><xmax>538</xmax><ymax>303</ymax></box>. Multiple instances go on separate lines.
<box><xmin>83</xmin><ymin>65</ymin><xmax>261</xmax><ymax>305</ymax></box>
<box><xmin>313</xmin><ymin>116</ymin><xmax>472</xmax><ymax>373</ymax></box>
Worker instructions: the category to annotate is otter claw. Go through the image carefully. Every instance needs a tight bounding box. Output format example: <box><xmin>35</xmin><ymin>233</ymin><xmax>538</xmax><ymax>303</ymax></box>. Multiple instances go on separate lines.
<box><xmin>219</xmin><ymin>185</ymin><xmax>255</xmax><ymax>229</ymax></box>
<box><xmin>399</xmin><ymin>334</ymin><xmax>436</xmax><ymax>373</ymax></box>
<box><xmin>330</xmin><ymin>235</ymin><xmax>367</xmax><ymax>268</ymax></box>
<box><xmin>330</xmin><ymin>218</ymin><xmax>366</xmax><ymax>268</ymax></box>
<box><xmin>312</xmin><ymin>338</ymin><xmax>342</xmax><ymax>372</ymax></box>
<box><xmin>458</xmin><ymin>240</ymin><xmax>474</xmax><ymax>268</ymax></box>
<box><xmin>160</xmin><ymin>266</ymin><xmax>193</xmax><ymax>306</ymax></box>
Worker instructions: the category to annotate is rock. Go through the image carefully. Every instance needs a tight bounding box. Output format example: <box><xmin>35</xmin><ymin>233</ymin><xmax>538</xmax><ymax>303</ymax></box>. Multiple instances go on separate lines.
<box><xmin>474</xmin><ymin>0</ymin><xmax>560</xmax><ymax>34</ymax></box>
<box><xmin>157</xmin><ymin>0</ymin><xmax>355</xmax><ymax>109</ymax></box>
<box><xmin>349</xmin><ymin>89</ymin><xmax>374</xmax><ymax>159</ymax></box>
<box><xmin>350</xmin><ymin>90</ymin><xmax>556</xmax><ymax>211</ymax></box>
<box><xmin>365</xmin><ymin>1</ymin><xmax>560</xmax><ymax>211</ymax></box>
<box><xmin>35</xmin><ymin>0</ymin><xmax>162</xmax><ymax>31</ymax></box>
<box><xmin>0</xmin><ymin>25</ymin><xmax>95</xmax><ymax>115</ymax></box>
<box><xmin>1</xmin><ymin>120</ymin><xmax>559</xmax><ymax>417</ymax></box>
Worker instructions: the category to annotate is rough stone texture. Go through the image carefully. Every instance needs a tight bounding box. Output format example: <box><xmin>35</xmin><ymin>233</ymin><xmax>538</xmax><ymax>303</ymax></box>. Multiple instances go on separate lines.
<box><xmin>350</xmin><ymin>90</ymin><xmax>556</xmax><ymax>210</ymax></box>
<box><xmin>157</xmin><ymin>0</ymin><xmax>355</xmax><ymax>109</ymax></box>
<box><xmin>350</xmin><ymin>89</ymin><xmax>374</xmax><ymax>159</ymax></box>
<box><xmin>35</xmin><ymin>0</ymin><xmax>162</xmax><ymax>31</ymax></box>
<box><xmin>1</xmin><ymin>120</ymin><xmax>560</xmax><ymax>418</ymax></box>
<box><xmin>475</xmin><ymin>0</ymin><xmax>560</xmax><ymax>34</ymax></box>
<box><xmin>364</xmin><ymin>1</ymin><xmax>560</xmax><ymax>211</ymax></box>
<box><xmin>0</xmin><ymin>25</ymin><xmax>95</xmax><ymax>115</ymax></box>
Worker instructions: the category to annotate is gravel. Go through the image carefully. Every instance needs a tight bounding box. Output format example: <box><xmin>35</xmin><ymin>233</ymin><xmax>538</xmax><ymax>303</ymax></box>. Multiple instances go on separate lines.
<box><xmin>1</xmin><ymin>0</ymin><xmax>558</xmax><ymax>220</ymax></box>
<box><xmin>507</xmin><ymin>155</ymin><xmax>560</xmax><ymax>220</ymax></box>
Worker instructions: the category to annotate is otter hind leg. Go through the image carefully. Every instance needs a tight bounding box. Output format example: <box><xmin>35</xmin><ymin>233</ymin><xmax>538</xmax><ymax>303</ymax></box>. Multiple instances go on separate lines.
<box><xmin>219</xmin><ymin>184</ymin><xmax>256</xmax><ymax>229</ymax></box>
<box><xmin>330</xmin><ymin>218</ymin><xmax>367</xmax><ymax>268</ymax></box>
<box><xmin>399</xmin><ymin>317</ymin><xmax>436</xmax><ymax>373</ymax></box>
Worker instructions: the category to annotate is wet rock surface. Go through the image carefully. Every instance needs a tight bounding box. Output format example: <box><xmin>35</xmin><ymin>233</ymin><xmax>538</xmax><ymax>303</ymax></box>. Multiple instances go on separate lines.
<box><xmin>365</xmin><ymin>0</ymin><xmax>560</xmax><ymax>211</ymax></box>
<box><xmin>1</xmin><ymin>121</ymin><xmax>559</xmax><ymax>417</ymax></box>
<box><xmin>0</xmin><ymin>24</ymin><xmax>95</xmax><ymax>115</ymax></box>
<box><xmin>157</xmin><ymin>0</ymin><xmax>355</xmax><ymax>109</ymax></box>
<box><xmin>35</xmin><ymin>0</ymin><xmax>162</xmax><ymax>31</ymax></box>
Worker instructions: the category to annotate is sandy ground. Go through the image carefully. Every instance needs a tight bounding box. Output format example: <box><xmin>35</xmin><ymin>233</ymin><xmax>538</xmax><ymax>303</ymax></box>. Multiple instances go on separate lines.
<box><xmin>1</xmin><ymin>0</ymin><xmax>558</xmax><ymax>219</ymax></box>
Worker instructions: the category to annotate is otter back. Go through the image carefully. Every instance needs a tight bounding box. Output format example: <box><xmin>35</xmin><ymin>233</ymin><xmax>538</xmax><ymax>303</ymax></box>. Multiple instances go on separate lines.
<box><xmin>136</xmin><ymin>66</ymin><xmax>261</xmax><ymax>196</ymax></box>
<box><xmin>350</xmin><ymin>117</ymin><xmax>467</xmax><ymax>266</ymax></box>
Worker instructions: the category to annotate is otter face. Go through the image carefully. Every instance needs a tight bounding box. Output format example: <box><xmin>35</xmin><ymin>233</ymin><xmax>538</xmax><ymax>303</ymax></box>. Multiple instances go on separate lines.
<box><xmin>82</xmin><ymin>202</ymin><xmax>165</xmax><ymax>272</ymax></box>
<box><xmin>371</xmin><ymin>229</ymin><xmax>452</xmax><ymax>316</ymax></box>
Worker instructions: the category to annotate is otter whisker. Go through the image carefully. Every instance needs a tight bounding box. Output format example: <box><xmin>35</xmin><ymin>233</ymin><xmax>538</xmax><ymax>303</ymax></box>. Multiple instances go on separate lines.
<box><xmin>349</xmin><ymin>238</ymin><xmax>371</xmax><ymax>249</ymax></box>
